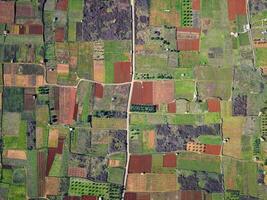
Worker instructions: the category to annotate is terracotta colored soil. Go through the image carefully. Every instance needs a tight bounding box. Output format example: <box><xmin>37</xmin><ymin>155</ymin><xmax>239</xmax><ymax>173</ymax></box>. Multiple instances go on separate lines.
<box><xmin>46</xmin><ymin>148</ymin><xmax>57</xmax><ymax>176</ymax></box>
<box><xmin>180</xmin><ymin>190</ymin><xmax>202</xmax><ymax>200</ymax></box>
<box><xmin>125</xmin><ymin>193</ymin><xmax>137</xmax><ymax>200</ymax></box>
<box><xmin>28</xmin><ymin>24</ymin><xmax>43</xmax><ymax>35</ymax></box>
<box><xmin>55</xmin><ymin>28</ymin><xmax>65</xmax><ymax>42</ymax></box>
<box><xmin>153</xmin><ymin>80</ymin><xmax>175</xmax><ymax>104</ymax></box>
<box><xmin>163</xmin><ymin>153</ymin><xmax>177</xmax><ymax>168</ymax></box>
<box><xmin>56</xmin><ymin>0</ymin><xmax>68</xmax><ymax>11</ymax></box>
<box><xmin>227</xmin><ymin>0</ymin><xmax>246</xmax><ymax>21</ymax></box>
<box><xmin>93</xmin><ymin>60</ymin><xmax>105</xmax><ymax>82</ymax></box>
<box><xmin>5</xmin><ymin>150</ymin><xmax>27</xmax><ymax>160</ymax></box>
<box><xmin>58</xmin><ymin>87</ymin><xmax>77</xmax><ymax>125</ymax></box>
<box><xmin>94</xmin><ymin>83</ymin><xmax>104</xmax><ymax>98</ymax></box>
<box><xmin>192</xmin><ymin>0</ymin><xmax>200</xmax><ymax>10</ymax></box>
<box><xmin>131</xmin><ymin>81</ymin><xmax>153</xmax><ymax>105</ymax></box>
<box><xmin>114</xmin><ymin>61</ymin><xmax>132</xmax><ymax>83</ymax></box>
<box><xmin>167</xmin><ymin>101</ymin><xmax>176</xmax><ymax>113</ymax></box>
<box><xmin>128</xmin><ymin>155</ymin><xmax>152</xmax><ymax>173</ymax></box>
<box><xmin>57</xmin><ymin>63</ymin><xmax>69</xmax><ymax>74</ymax></box>
<box><xmin>68</xmin><ymin>167</ymin><xmax>87</xmax><ymax>178</ymax></box>
<box><xmin>0</xmin><ymin>1</ymin><xmax>14</xmax><ymax>24</ymax></box>
<box><xmin>204</xmin><ymin>144</ymin><xmax>221</xmax><ymax>155</ymax></box>
<box><xmin>177</xmin><ymin>39</ymin><xmax>200</xmax><ymax>51</ymax></box>
<box><xmin>146</xmin><ymin>130</ymin><xmax>155</xmax><ymax>149</ymax></box>
<box><xmin>176</xmin><ymin>28</ymin><xmax>200</xmax><ymax>51</ymax></box>
<box><xmin>82</xmin><ymin>196</ymin><xmax>98</xmax><ymax>200</ymax></box>
<box><xmin>207</xmin><ymin>99</ymin><xmax>221</xmax><ymax>112</ymax></box>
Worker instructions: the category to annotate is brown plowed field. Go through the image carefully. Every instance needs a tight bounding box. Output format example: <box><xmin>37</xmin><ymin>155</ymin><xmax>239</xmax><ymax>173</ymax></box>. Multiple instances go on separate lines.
<box><xmin>58</xmin><ymin>87</ymin><xmax>77</xmax><ymax>125</ymax></box>
<box><xmin>114</xmin><ymin>61</ymin><xmax>132</xmax><ymax>83</ymax></box>
<box><xmin>94</xmin><ymin>83</ymin><xmax>104</xmax><ymax>98</ymax></box>
<box><xmin>128</xmin><ymin>155</ymin><xmax>152</xmax><ymax>173</ymax></box>
<box><xmin>227</xmin><ymin>0</ymin><xmax>246</xmax><ymax>21</ymax></box>
<box><xmin>131</xmin><ymin>82</ymin><xmax>153</xmax><ymax>105</ymax></box>
<box><xmin>207</xmin><ymin>99</ymin><xmax>221</xmax><ymax>112</ymax></box>
<box><xmin>163</xmin><ymin>153</ymin><xmax>177</xmax><ymax>168</ymax></box>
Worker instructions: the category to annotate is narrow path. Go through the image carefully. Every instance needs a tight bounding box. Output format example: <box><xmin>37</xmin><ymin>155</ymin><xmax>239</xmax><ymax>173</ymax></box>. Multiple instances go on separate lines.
<box><xmin>122</xmin><ymin>0</ymin><xmax>136</xmax><ymax>199</ymax></box>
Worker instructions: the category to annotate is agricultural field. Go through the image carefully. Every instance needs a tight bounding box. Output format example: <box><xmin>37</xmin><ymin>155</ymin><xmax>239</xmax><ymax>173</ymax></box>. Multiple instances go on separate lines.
<box><xmin>0</xmin><ymin>0</ymin><xmax>267</xmax><ymax>200</ymax></box>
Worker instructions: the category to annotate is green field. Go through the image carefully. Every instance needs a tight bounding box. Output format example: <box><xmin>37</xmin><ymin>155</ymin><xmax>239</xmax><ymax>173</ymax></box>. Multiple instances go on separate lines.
<box><xmin>69</xmin><ymin>178</ymin><xmax>122</xmax><ymax>199</ymax></box>
<box><xmin>78</xmin><ymin>42</ymin><xmax>93</xmax><ymax>79</ymax></box>
<box><xmin>255</xmin><ymin>48</ymin><xmax>267</xmax><ymax>67</ymax></box>
<box><xmin>175</xmin><ymin>80</ymin><xmax>195</xmax><ymax>100</ymax></box>
<box><xmin>107</xmin><ymin>167</ymin><xmax>125</xmax><ymax>185</ymax></box>
<box><xmin>196</xmin><ymin>135</ymin><xmax>222</xmax><ymax>145</ymax></box>
<box><xmin>177</xmin><ymin>152</ymin><xmax>221</xmax><ymax>173</ymax></box>
<box><xmin>26</xmin><ymin>150</ymin><xmax>38</xmax><ymax>198</ymax></box>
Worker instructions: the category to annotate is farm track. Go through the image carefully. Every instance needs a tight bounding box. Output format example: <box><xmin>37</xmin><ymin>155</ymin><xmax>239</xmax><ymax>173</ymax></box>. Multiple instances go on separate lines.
<box><xmin>122</xmin><ymin>0</ymin><xmax>136</xmax><ymax>199</ymax></box>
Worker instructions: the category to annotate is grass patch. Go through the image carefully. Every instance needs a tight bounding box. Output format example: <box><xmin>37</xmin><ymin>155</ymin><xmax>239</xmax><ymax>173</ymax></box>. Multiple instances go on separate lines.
<box><xmin>255</xmin><ymin>48</ymin><xmax>267</xmax><ymax>67</ymax></box>
<box><xmin>26</xmin><ymin>150</ymin><xmax>38</xmax><ymax>198</ymax></box>
<box><xmin>197</xmin><ymin>135</ymin><xmax>222</xmax><ymax>145</ymax></box>
<box><xmin>107</xmin><ymin>167</ymin><xmax>125</xmax><ymax>185</ymax></box>
<box><xmin>49</xmin><ymin>154</ymin><xmax>62</xmax><ymax>177</ymax></box>
<box><xmin>177</xmin><ymin>152</ymin><xmax>221</xmax><ymax>173</ymax></box>
<box><xmin>78</xmin><ymin>42</ymin><xmax>93</xmax><ymax>79</ymax></box>
<box><xmin>175</xmin><ymin>80</ymin><xmax>195</xmax><ymax>100</ymax></box>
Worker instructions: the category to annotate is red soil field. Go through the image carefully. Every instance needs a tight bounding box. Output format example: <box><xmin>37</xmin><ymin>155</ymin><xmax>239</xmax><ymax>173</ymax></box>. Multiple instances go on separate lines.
<box><xmin>167</xmin><ymin>101</ymin><xmax>176</xmax><ymax>113</ymax></box>
<box><xmin>37</xmin><ymin>151</ymin><xmax>46</xmax><ymax>197</ymax></box>
<box><xmin>207</xmin><ymin>99</ymin><xmax>221</xmax><ymax>112</ymax></box>
<box><xmin>131</xmin><ymin>81</ymin><xmax>153</xmax><ymax>105</ymax></box>
<box><xmin>177</xmin><ymin>28</ymin><xmax>200</xmax><ymax>51</ymax></box>
<box><xmin>82</xmin><ymin>196</ymin><xmax>98</xmax><ymax>200</ymax></box>
<box><xmin>204</xmin><ymin>144</ymin><xmax>221</xmax><ymax>155</ymax></box>
<box><xmin>125</xmin><ymin>192</ymin><xmax>137</xmax><ymax>200</ymax></box>
<box><xmin>56</xmin><ymin>0</ymin><xmax>68</xmax><ymax>11</ymax></box>
<box><xmin>192</xmin><ymin>0</ymin><xmax>200</xmax><ymax>10</ymax></box>
<box><xmin>0</xmin><ymin>1</ymin><xmax>14</xmax><ymax>24</ymax></box>
<box><xmin>46</xmin><ymin>148</ymin><xmax>57</xmax><ymax>176</ymax></box>
<box><xmin>94</xmin><ymin>83</ymin><xmax>104</xmax><ymax>98</ymax></box>
<box><xmin>128</xmin><ymin>155</ymin><xmax>152</xmax><ymax>173</ymax></box>
<box><xmin>29</xmin><ymin>24</ymin><xmax>43</xmax><ymax>35</ymax></box>
<box><xmin>177</xmin><ymin>39</ymin><xmax>200</xmax><ymax>51</ymax></box>
<box><xmin>16</xmin><ymin>4</ymin><xmax>34</xmax><ymax>17</ymax></box>
<box><xmin>114</xmin><ymin>61</ymin><xmax>132</xmax><ymax>83</ymax></box>
<box><xmin>227</xmin><ymin>0</ymin><xmax>246</xmax><ymax>21</ymax></box>
<box><xmin>180</xmin><ymin>190</ymin><xmax>202</xmax><ymax>200</ymax></box>
<box><xmin>73</xmin><ymin>103</ymin><xmax>78</xmax><ymax>121</ymax></box>
<box><xmin>55</xmin><ymin>27</ymin><xmax>65</xmax><ymax>42</ymax></box>
<box><xmin>58</xmin><ymin>87</ymin><xmax>77</xmax><ymax>125</ymax></box>
<box><xmin>163</xmin><ymin>153</ymin><xmax>177</xmax><ymax>168</ymax></box>
<box><xmin>56</xmin><ymin>137</ymin><xmax>65</xmax><ymax>154</ymax></box>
